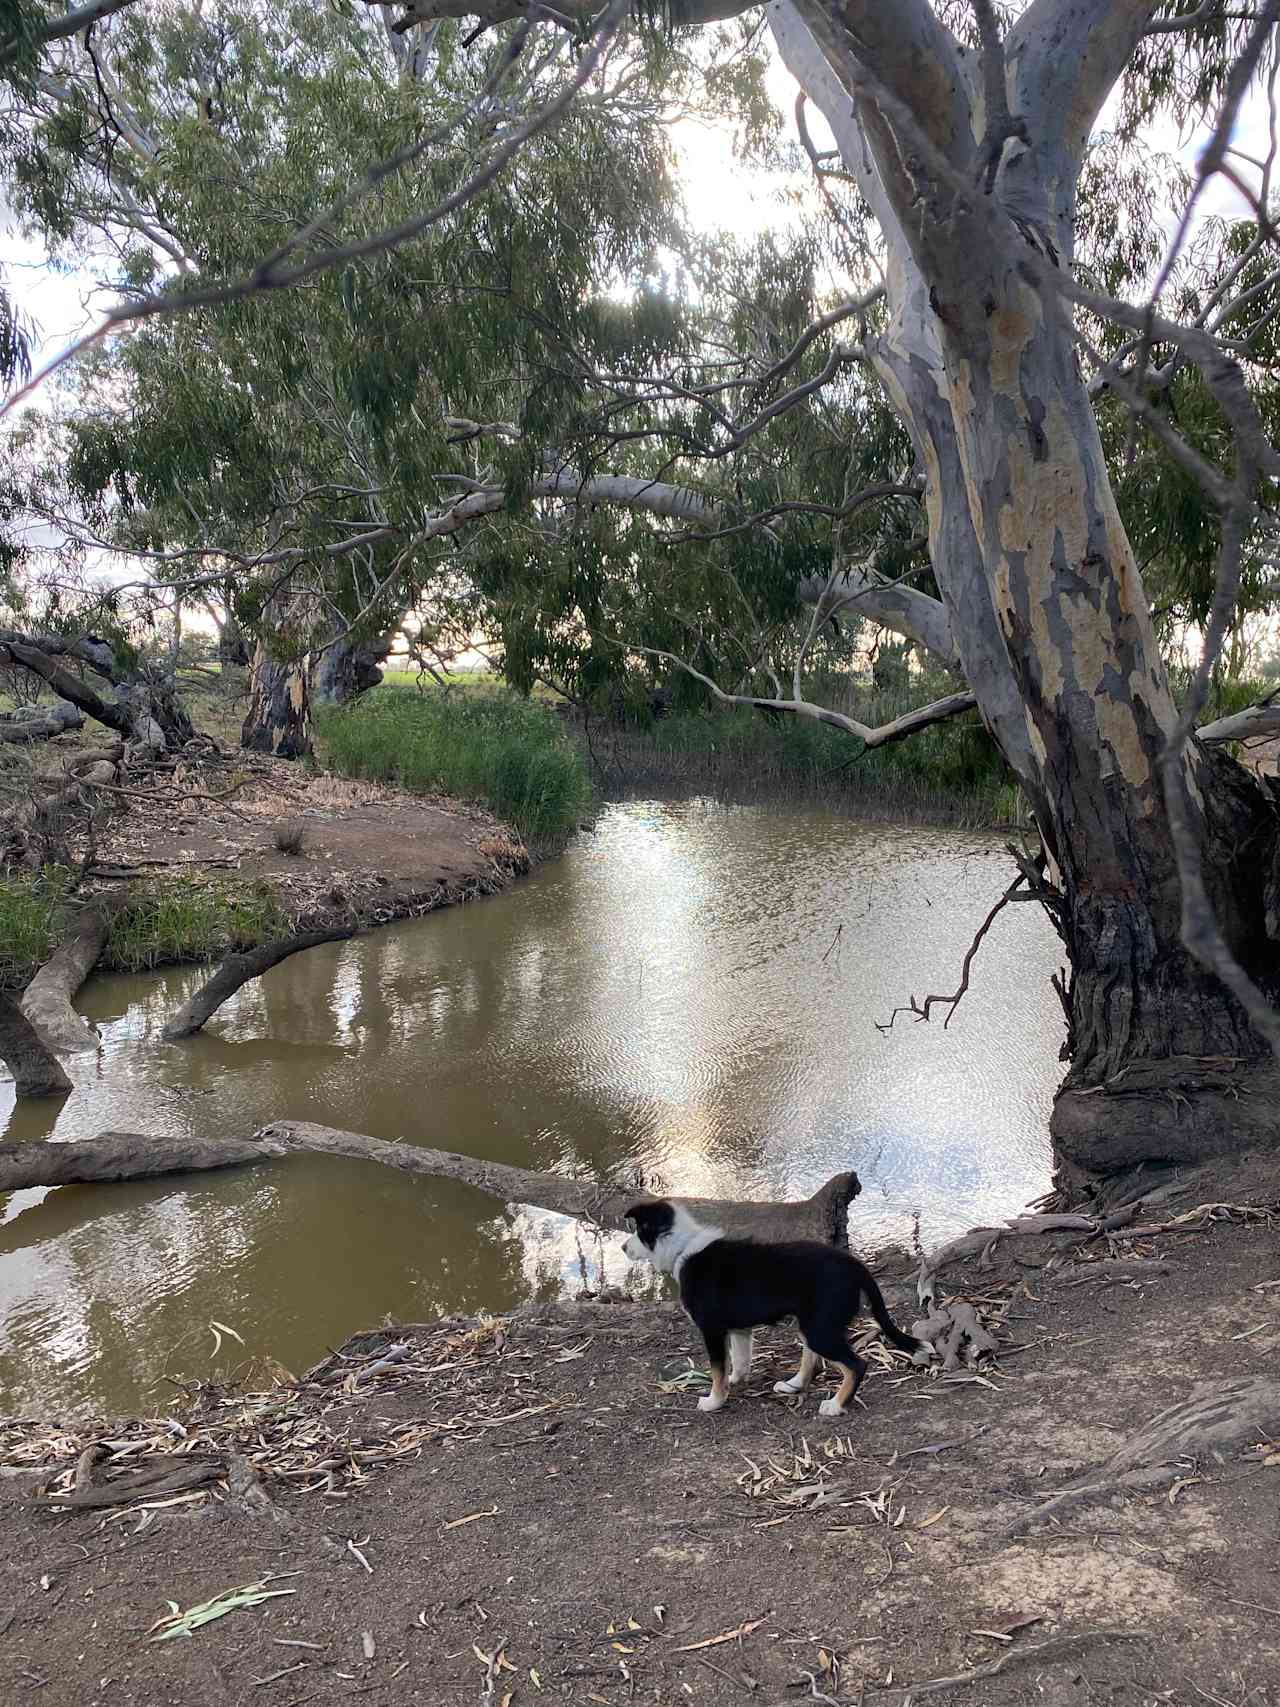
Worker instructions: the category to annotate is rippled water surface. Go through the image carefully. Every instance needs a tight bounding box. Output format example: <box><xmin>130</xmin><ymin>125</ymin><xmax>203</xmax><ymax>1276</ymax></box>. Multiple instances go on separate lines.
<box><xmin>0</xmin><ymin>800</ymin><xmax>1065</xmax><ymax>1413</ymax></box>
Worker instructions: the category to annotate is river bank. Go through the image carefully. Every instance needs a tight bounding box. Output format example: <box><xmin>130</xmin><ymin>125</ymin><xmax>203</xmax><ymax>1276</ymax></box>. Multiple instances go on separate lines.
<box><xmin>1</xmin><ymin>1144</ymin><xmax>1276</xmax><ymax>1706</ymax></box>
<box><xmin>1</xmin><ymin>758</ymin><xmax>533</xmax><ymax>993</ymax></box>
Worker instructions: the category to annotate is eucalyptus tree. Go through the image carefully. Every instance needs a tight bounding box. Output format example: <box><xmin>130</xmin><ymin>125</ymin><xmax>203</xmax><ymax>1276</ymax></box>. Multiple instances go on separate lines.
<box><xmin>7</xmin><ymin>0</ymin><xmax>1280</xmax><ymax>1175</ymax></box>
<box><xmin>370</xmin><ymin>0</ymin><xmax>1280</xmax><ymax>1180</ymax></box>
<box><xmin>8</xmin><ymin>0</ymin><xmax>761</xmax><ymax>747</ymax></box>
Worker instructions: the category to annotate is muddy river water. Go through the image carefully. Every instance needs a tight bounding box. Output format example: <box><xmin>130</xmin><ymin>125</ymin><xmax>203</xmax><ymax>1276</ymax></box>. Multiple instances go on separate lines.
<box><xmin>0</xmin><ymin>799</ymin><xmax>1066</xmax><ymax>1415</ymax></box>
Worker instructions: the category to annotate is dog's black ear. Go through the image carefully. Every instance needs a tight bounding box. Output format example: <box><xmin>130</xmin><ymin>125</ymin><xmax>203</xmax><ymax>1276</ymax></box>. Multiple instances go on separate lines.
<box><xmin>623</xmin><ymin>1199</ymin><xmax>675</xmax><ymax>1248</ymax></box>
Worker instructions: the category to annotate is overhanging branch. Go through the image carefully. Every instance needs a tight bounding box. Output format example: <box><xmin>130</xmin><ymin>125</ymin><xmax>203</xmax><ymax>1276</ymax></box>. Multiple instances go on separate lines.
<box><xmin>631</xmin><ymin>644</ymin><xmax>977</xmax><ymax>749</ymax></box>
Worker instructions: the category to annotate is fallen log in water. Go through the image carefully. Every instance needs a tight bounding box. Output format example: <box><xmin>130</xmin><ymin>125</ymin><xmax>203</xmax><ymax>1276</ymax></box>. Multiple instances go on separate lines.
<box><xmin>20</xmin><ymin>904</ymin><xmax>114</xmax><ymax>1053</ymax></box>
<box><xmin>161</xmin><ymin>928</ymin><xmax>356</xmax><ymax>1039</ymax></box>
<box><xmin>0</xmin><ymin>1121</ymin><xmax>860</xmax><ymax>1247</ymax></box>
<box><xmin>0</xmin><ymin>1130</ymin><xmax>288</xmax><ymax>1189</ymax></box>
<box><xmin>0</xmin><ymin>992</ymin><xmax>73</xmax><ymax>1098</ymax></box>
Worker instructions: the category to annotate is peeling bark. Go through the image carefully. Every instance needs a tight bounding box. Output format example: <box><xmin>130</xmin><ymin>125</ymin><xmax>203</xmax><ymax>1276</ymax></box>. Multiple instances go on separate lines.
<box><xmin>241</xmin><ymin>643</ymin><xmax>311</xmax><ymax>758</ymax></box>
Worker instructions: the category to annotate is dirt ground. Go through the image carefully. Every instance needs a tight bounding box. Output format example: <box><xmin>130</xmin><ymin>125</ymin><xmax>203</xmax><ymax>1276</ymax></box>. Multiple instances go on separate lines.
<box><xmin>88</xmin><ymin>761</ymin><xmax>532</xmax><ymax>933</ymax></box>
<box><xmin>0</xmin><ymin>1152</ymin><xmax>1277</xmax><ymax>1707</ymax></box>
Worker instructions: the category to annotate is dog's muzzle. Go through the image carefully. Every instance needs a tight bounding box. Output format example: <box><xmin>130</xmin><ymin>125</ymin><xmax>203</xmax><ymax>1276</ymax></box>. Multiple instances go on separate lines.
<box><xmin>622</xmin><ymin>1234</ymin><xmax>646</xmax><ymax>1262</ymax></box>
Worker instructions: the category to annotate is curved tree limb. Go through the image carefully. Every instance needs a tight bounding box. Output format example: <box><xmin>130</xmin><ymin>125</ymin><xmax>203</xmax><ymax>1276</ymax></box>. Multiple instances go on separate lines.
<box><xmin>161</xmin><ymin>929</ymin><xmax>357</xmax><ymax>1040</ymax></box>
<box><xmin>630</xmin><ymin>643</ymin><xmax>977</xmax><ymax>748</ymax></box>
<box><xmin>20</xmin><ymin>904</ymin><xmax>115</xmax><ymax>1054</ymax></box>
<box><xmin>0</xmin><ymin>992</ymin><xmax>73</xmax><ymax>1098</ymax></box>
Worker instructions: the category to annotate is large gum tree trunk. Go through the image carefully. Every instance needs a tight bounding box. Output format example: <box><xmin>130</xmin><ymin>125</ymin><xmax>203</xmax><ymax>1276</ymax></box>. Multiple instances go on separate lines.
<box><xmin>770</xmin><ymin>0</ymin><xmax>1280</xmax><ymax>1176</ymax></box>
<box><xmin>241</xmin><ymin>642</ymin><xmax>311</xmax><ymax>759</ymax></box>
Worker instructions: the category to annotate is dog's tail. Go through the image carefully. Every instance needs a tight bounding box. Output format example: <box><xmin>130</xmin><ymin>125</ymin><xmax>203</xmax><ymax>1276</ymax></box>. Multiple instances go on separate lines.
<box><xmin>862</xmin><ymin>1271</ymin><xmax>930</xmax><ymax>1360</ymax></box>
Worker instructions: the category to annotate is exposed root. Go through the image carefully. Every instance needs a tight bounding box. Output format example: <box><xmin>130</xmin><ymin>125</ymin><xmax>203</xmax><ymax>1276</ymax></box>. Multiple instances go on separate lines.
<box><xmin>1004</xmin><ymin>1376</ymin><xmax>1280</xmax><ymax>1537</ymax></box>
<box><xmin>865</xmin><ymin>1629</ymin><xmax>1150</xmax><ymax>1703</ymax></box>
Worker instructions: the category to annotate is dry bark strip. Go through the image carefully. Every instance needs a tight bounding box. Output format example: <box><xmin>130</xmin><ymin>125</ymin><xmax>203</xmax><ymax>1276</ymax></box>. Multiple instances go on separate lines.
<box><xmin>1004</xmin><ymin>1376</ymin><xmax>1280</xmax><ymax>1536</ymax></box>
<box><xmin>19</xmin><ymin>905</ymin><xmax>114</xmax><ymax>1054</ymax></box>
<box><xmin>161</xmin><ymin>928</ymin><xmax>356</xmax><ymax>1039</ymax></box>
<box><xmin>0</xmin><ymin>992</ymin><xmax>72</xmax><ymax>1098</ymax></box>
<box><xmin>0</xmin><ymin>1122</ymin><xmax>860</xmax><ymax>1247</ymax></box>
<box><xmin>44</xmin><ymin>1455</ymin><xmax>228</xmax><ymax>1510</ymax></box>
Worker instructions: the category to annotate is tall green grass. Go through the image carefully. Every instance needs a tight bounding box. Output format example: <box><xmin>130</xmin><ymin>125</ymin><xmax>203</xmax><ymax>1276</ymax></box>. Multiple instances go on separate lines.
<box><xmin>0</xmin><ymin>871</ymin><xmax>287</xmax><ymax>989</ymax></box>
<box><xmin>104</xmin><ymin>879</ymin><xmax>286</xmax><ymax>973</ymax></box>
<box><xmin>317</xmin><ymin>687</ymin><xmax>593</xmax><ymax>843</ymax></box>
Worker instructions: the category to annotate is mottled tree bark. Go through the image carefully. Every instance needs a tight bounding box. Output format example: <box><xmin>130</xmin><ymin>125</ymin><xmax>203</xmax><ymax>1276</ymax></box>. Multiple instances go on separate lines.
<box><xmin>766</xmin><ymin>0</ymin><xmax>1280</xmax><ymax>1172</ymax></box>
<box><xmin>309</xmin><ymin>633</ymin><xmax>391</xmax><ymax>705</ymax></box>
<box><xmin>241</xmin><ymin>642</ymin><xmax>311</xmax><ymax>758</ymax></box>
<box><xmin>20</xmin><ymin>905</ymin><xmax>114</xmax><ymax>1053</ymax></box>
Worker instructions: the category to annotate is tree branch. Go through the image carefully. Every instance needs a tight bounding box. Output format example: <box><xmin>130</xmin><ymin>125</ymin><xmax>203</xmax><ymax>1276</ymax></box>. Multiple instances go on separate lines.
<box><xmin>0</xmin><ymin>0</ymin><xmax>144</xmax><ymax>67</ymax></box>
<box><xmin>630</xmin><ymin>643</ymin><xmax>977</xmax><ymax>748</ymax></box>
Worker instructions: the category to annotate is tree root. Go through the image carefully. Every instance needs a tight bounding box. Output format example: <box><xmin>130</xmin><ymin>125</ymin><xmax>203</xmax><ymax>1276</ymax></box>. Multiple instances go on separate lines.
<box><xmin>912</xmin><ymin>1301</ymin><xmax>999</xmax><ymax>1370</ymax></box>
<box><xmin>856</xmin><ymin>1629</ymin><xmax>1149</xmax><ymax>1704</ymax></box>
<box><xmin>1004</xmin><ymin>1376</ymin><xmax>1280</xmax><ymax>1537</ymax></box>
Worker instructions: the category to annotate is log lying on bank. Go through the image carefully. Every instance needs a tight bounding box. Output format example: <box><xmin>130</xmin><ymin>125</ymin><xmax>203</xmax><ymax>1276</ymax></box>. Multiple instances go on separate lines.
<box><xmin>161</xmin><ymin>928</ymin><xmax>356</xmax><ymax>1039</ymax></box>
<box><xmin>0</xmin><ymin>1121</ymin><xmax>860</xmax><ymax>1247</ymax></box>
<box><xmin>20</xmin><ymin>905</ymin><xmax>114</xmax><ymax>1054</ymax></box>
<box><xmin>0</xmin><ymin>703</ymin><xmax>85</xmax><ymax>742</ymax></box>
<box><xmin>0</xmin><ymin>992</ymin><xmax>72</xmax><ymax>1098</ymax></box>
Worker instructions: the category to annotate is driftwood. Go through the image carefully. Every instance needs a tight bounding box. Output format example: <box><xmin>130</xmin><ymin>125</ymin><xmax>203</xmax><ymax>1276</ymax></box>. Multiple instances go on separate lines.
<box><xmin>0</xmin><ymin>703</ymin><xmax>85</xmax><ymax>742</ymax></box>
<box><xmin>0</xmin><ymin>992</ymin><xmax>72</xmax><ymax>1098</ymax></box>
<box><xmin>161</xmin><ymin>928</ymin><xmax>356</xmax><ymax>1039</ymax></box>
<box><xmin>44</xmin><ymin>1453</ymin><xmax>228</xmax><ymax>1510</ymax></box>
<box><xmin>20</xmin><ymin>904</ymin><xmax>114</xmax><ymax>1053</ymax></box>
<box><xmin>1004</xmin><ymin>1376</ymin><xmax>1280</xmax><ymax>1536</ymax></box>
<box><xmin>0</xmin><ymin>1122</ymin><xmax>861</xmax><ymax>1247</ymax></box>
<box><xmin>0</xmin><ymin>1129</ymin><xmax>288</xmax><ymax>1190</ymax></box>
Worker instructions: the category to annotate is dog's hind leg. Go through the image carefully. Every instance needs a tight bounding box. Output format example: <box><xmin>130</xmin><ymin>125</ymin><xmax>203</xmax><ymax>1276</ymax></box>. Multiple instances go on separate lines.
<box><xmin>773</xmin><ymin>1338</ymin><xmax>820</xmax><ymax>1395</ymax></box>
<box><xmin>801</xmin><ymin>1321</ymin><xmax>867</xmax><ymax>1417</ymax></box>
<box><xmin>728</xmin><ymin>1330</ymin><xmax>754</xmax><ymax>1387</ymax></box>
<box><xmin>696</xmin><ymin>1325</ymin><xmax>730</xmax><ymax>1413</ymax></box>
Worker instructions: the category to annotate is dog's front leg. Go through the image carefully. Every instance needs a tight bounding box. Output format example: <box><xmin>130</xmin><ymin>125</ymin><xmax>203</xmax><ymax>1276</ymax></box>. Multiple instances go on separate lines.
<box><xmin>728</xmin><ymin>1330</ymin><xmax>754</xmax><ymax>1387</ymax></box>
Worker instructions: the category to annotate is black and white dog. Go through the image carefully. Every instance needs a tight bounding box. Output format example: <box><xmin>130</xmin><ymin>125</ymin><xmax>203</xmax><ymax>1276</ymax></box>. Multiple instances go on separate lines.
<box><xmin>623</xmin><ymin>1199</ymin><xmax>930</xmax><ymax>1417</ymax></box>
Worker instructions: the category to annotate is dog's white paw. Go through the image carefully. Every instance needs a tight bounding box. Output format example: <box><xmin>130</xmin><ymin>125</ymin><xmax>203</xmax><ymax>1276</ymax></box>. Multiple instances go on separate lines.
<box><xmin>697</xmin><ymin>1393</ymin><xmax>727</xmax><ymax>1413</ymax></box>
<box><xmin>773</xmin><ymin>1377</ymin><xmax>804</xmax><ymax>1394</ymax></box>
<box><xmin>818</xmin><ymin>1397</ymin><xmax>847</xmax><ymax>1419</ymax></box>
